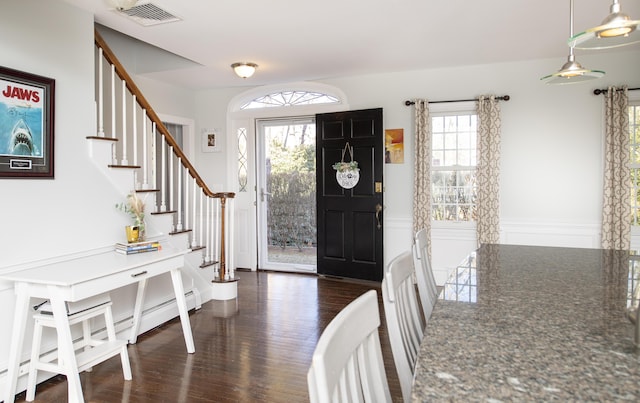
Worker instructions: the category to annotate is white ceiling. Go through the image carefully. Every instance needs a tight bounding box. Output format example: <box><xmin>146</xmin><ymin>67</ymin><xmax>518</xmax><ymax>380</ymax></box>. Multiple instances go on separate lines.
<box><xmin>62</xmin><ymin>0</ymin><xmax>640</xmax><ymax>90</ymax></box>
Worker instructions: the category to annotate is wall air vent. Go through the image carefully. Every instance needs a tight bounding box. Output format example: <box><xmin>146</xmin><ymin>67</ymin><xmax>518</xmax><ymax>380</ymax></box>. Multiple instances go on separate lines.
<box><xmin>116</xmin><ymin>3</ymin><xmax>182</xmax><ymax>27</ymax></box>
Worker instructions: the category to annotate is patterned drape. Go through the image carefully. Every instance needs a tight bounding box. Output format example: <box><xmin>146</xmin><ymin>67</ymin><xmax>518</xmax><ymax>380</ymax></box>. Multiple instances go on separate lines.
<box><xmin>413</xmin><ymin>100</ymin><xmax>431</xmax><ymax>256</ymax></box>
<box><xmin>601</xmin><ymin>86</ymin><xmax>630</xmax><ymax>250</ymax></box>
<box><xmin>476</xmin><ymin>96</ymin><xmax>501</xmax><ymax>245</ymax></box>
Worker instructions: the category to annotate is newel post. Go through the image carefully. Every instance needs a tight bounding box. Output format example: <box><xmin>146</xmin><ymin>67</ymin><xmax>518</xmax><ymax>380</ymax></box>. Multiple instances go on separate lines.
<box><xmin>215</xmin><ymin>192</ymin><xmax>236</xmax><ymax>282</ymax></box>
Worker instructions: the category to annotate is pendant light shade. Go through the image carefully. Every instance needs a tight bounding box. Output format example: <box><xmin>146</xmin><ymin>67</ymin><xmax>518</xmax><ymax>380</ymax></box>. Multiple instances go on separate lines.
<box><xmin>540</xmin><ymin>55</ymin><xmax>605</xmax><ymax>84</ymax></box>
<box><xmin>541</xmin><ymin>0</ymin><xmax>605</xmax><ymax>85</ymax></box>
<box><xmin>569</xmin><ymin>0</ymin><xmax>640</xmax><ymax>49</ymax></box>
<box><xmin>110</xmin><ymin>0</ymin><xmax>138</xmax><ymax>11</ymax></box>
<box><xmin>231</xmin><ymin>62</ymin><xmax>258</xmax><ymax>79</ymax></box>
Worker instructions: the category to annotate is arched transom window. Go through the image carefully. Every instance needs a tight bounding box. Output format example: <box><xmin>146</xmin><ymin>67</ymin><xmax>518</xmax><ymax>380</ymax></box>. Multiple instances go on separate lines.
<box><xmin>240</xmin><ymin>91</ymin><xmax>339</xmax><ymax>110</ymax></box>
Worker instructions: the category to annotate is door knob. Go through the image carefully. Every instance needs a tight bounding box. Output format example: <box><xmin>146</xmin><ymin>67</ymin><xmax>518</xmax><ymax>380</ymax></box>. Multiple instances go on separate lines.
<box><xmin>260</xmin><ymin>188</ymin><xmax>272</xmax><ymax>202</ymax></box>
<box><xmin>375</xmin><ymin>203</ymin><xmax>383</xmax><ymax>229</ymax></box>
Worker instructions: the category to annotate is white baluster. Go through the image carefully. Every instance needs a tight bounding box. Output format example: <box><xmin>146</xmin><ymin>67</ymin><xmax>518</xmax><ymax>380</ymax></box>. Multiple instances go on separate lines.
<box><xmin>132</xmin><ymin>95</ymin><xmax>138</xmax><ymax>186</ymax></box>
<box><xmin>121</xmin><ymin>80</ymin><xmax>128</xmax><ymax>165</ymax></box>
<box><xmin>176</xmin><ymin>157</ymin><xmax>183</xmax><ymax>231</ymax></box>
<box><xmin>199</xmin><ymin>191</ymin><xmax>204</xmax><ymax>252</ymax></box>
<box><xmin>169</xmin><ymin>146</ymin><xmax>174</xmax><ymax>214</ymax></box>
<box><xmin>110</xmin><ymin>65</ymin><xmax>117</xmax><ymax>164</ymax></box>
<box><xmin>183</xmin><ymin>168</ymin><xmax>190</xmax><ymax>234</ymax></box>
<box><xmin>160</xmin><ymin>137</ymin><xmax>167</xmax><ymax>212</ymax></box>
<box><xmin>142</xmin><ymin>110</ymin><xmax>149</xmax><ymax>189</ymax></box>
<box><xmin>132</xmin><ymin>95</ymin><xmax>137</xmax><ymax>167</ymax></box>
<box><xmin>97</xmin><ymin>48</ymin><xmax>104</xmax><ymax>137</ymax></box>
<box><xmin>191</xmin><ymin>179</ymin><xmax>198</xmax><ymax>248</ymax></box>
<box><xmin>151</xmin><ymin>122</ymin><xmax>157</xmax><ymax>197</ymax></box>
<box><xmin>205</xmin><ymin>196</ymin><xmax>211</xmax><ymax>263</ymax></box>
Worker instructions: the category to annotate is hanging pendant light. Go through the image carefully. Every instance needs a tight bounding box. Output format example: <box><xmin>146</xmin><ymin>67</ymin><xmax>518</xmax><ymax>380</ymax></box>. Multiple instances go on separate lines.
<box><xmin>569</xmin><ymin>0</ymin><xmax>640</xmax><ymax>49</ymax></box>
<box><xmin>541</xmin><ymin>0</ymin><xmax>605</xmax><ymax>85</ymax></box>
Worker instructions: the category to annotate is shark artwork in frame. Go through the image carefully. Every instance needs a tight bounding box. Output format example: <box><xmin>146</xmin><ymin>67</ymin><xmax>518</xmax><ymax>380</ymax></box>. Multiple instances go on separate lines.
<box><xmin>0</xmin><ymin>66</ymin><xmax>55</xmax><ymax>178</ymax></box>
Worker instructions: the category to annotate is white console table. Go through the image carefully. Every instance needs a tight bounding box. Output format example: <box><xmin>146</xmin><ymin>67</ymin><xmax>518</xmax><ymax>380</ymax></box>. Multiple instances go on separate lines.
<box><xmin>1</xmin><ymin>248</ymin><xmax>195</xmax><ymax>403</ymax></box>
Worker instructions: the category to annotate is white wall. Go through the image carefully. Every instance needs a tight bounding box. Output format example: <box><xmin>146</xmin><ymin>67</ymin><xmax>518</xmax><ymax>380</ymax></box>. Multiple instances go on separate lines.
<box><xmin>0</xmin><ymin>0</ymin><xmax>129</xmax><ymax>267</ymax></box>
<box><xmin>191</xmin><ymin>50</ymin><xmax>640</xmax><ymax>279</ymax></box>
<box><xmin>3</xmin><ymin>2</ymin><xmax>637</xmax><ymax>277</ymax></box>
<box><xmin>0</xmin><ymin>0</ymin><xmax>123</xmax><ymax>392</ymax></box>
<box><xmin>0</xmin><ymin>2</ymin><xmax>202</xmax><ymax>393</ymax></box>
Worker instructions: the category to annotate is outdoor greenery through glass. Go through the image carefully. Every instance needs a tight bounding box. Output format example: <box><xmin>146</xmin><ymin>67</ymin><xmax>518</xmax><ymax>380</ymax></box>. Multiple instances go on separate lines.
<box><xmin>265</xmin><ymin>123</ymin><xmax>316</xmax><ymax>257</ymax></box>
<box><xmin>431</xmin><ymin>114</ymin><xmax>478</xmax><ymax>221</ymax></box>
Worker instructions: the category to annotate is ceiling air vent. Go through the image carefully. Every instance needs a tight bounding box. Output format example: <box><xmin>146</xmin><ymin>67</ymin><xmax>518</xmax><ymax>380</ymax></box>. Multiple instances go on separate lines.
<box><xmin>116</xmin><ymin>3</ymin><xmax>182</xmax><ymax>27</ymax></box>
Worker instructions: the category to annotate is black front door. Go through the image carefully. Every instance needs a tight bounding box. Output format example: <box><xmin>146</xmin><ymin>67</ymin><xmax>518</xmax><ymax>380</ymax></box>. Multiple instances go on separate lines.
<box><xmin>316</xmin><ymin>108</ymin><xmax>384</xmax><ymax>281</ymax></box>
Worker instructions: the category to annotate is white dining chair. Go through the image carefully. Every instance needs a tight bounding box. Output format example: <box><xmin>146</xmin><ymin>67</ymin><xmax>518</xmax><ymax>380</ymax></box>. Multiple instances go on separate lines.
<box><xmin>307</xmin><ymin>289</ymin><xmax>392</xmax><ymax>403</ymax></box>
<box><xmin>413</xmin><ymin>228</ymin><xmax>438</xmax><ymax>322</ymax></box>
<box><xmin>382</xmin><ymin>251</ymin><xmax>425</xmax><ymax>403</ymax></box>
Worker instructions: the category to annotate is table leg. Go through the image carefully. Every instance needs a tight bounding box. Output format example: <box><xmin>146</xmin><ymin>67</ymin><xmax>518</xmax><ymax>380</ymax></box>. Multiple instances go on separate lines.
<box><xmin>129</xmin><ymin>278</ymin><xmax>148</xmax><ymax>344</ymax></box>
<box><xmin>170</xmin><ymin>269</ymin><xmax>195</xmax><ymax>353</ymax></box>
<box><xmin>49</xmin><ymin>289</ymin><xmax>84</xmax><ymax>403</ymax></box>
<box><xmin>3</xmin><ymin>283</ymin><xmax>30</xmax><ymax>403</ymax></box>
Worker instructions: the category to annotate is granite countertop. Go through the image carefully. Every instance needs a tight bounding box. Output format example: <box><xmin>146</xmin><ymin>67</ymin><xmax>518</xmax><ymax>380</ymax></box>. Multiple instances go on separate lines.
<box><xmin>411</xmin><ymin>244</ymin><xmax>640</xmax><ymax>402</ymax></box>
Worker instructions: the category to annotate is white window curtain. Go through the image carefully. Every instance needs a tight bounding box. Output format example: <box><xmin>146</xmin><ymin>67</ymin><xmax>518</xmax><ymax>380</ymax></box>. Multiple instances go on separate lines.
<box><xmin>412</xmin><ymin>99</ymin><xmax>431</xmax><ymax>257</ymax></box>
<box><xmin>601</xmin><ymin>86</ymin><xmax>630</xmax><ymax>250</ymax></box>
<box><xmin>476</xmin><ymin>95</ymin><xmax>501</xmax><ymax>245</ymax></box>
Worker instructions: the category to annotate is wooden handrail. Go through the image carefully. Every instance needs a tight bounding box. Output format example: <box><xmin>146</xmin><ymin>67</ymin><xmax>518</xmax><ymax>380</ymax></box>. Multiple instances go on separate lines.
<box><xmin>94</xmin><ymin>28</ymin><xmax>229</xmax><ymax>199</ymax></box>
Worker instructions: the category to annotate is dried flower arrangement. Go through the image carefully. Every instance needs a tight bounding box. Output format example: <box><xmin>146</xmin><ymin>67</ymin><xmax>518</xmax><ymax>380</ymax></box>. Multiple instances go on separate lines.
<box><xmin>116</xmin><ymin>192</ymin><xmax>146</xmax><ymax>239</ymax></box>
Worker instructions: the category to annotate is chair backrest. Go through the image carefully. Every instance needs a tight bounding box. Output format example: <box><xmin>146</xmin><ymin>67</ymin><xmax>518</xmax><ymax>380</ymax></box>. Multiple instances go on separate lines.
<box><xmin>413</xmin><ymin>228</ymin><xmax>438</xmax><ymax>322</ymax></box>
<box><xmin>307</xmin><ymin>290</ymin><xmax>392</xmax><ymax>403</ymax></box>
<box><xmin>382</xmin><ymin>251</ymin><xmax>425</xmax><ymax>403</ymax></box>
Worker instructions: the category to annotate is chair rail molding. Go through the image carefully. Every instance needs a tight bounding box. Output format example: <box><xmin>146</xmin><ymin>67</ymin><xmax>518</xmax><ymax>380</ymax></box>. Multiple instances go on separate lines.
<box><xmin>500</xmin><ymin>220</ymin><xmax>600</xmax><ymax>249</ymax></box>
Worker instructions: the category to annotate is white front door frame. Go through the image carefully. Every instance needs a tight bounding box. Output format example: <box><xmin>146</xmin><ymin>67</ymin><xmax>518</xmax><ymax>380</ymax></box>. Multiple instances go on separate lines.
<box><xmin>226</xmin><ymin>82</ymin><xmax>349</xmax><ymax>271</ymax></box>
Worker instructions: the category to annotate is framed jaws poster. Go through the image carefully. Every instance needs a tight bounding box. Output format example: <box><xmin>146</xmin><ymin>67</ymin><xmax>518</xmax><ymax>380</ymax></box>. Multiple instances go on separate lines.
<box><xmin>0</xmin><ymin>66</ymin><xmax>55</xmax><ymax>178</ymax></box>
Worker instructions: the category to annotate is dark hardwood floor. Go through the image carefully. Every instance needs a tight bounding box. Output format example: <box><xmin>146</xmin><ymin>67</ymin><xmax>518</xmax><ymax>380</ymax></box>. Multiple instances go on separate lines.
<box><xmin>15</xmin><ymin>269</ymin><xmax>403</xmax><ymax>402</ymax></box>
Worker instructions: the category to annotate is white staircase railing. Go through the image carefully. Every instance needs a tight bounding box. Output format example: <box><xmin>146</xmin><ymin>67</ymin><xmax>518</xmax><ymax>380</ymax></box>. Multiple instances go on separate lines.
<box><xmin>91</xmin><ymin>29</ymin><xmax>234</xmax><ymax>281</ymax></box>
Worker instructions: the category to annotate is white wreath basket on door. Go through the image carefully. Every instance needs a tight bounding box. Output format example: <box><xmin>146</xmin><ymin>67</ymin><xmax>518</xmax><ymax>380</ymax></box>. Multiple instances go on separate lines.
<box><xmin>333</xmin><ymin>142</ymin><xmax>360</xmax><ymax>189</ymax></box>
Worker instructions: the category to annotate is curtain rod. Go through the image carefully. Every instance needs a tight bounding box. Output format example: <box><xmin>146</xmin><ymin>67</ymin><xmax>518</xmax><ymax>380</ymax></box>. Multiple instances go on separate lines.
<box><xmin>593</xmin><ymin>87</ymin><xmax>640</xmax><ymax>95</ymax></box>
<box><xmin>404</xmin><ymin>95</ymin><xmax>510</xmax><ymax>106</ymax></box>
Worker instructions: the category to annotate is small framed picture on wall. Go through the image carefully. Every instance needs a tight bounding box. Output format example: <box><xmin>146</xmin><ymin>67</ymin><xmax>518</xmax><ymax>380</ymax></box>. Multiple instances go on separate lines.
<box><xmin>202</xmin><ymin>129</ymin><xmax>220</xmax><ymax>153</ymax></box>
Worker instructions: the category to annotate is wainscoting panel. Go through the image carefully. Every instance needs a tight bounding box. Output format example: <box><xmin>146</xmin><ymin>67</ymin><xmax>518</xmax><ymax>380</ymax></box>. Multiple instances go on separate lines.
<box><xmin>386</xmin><ymin>219</ymin><xmax>606</xmax><ymax>287</ymax></box>
<box><xmin>500</xmin><ymin>221</ymin><xmax>601</xmax><ymax>249</ymax></box>
<box><xmin>383</xmin><ymin>217</ymin><xmax>413</xmax><ymax>269</ymax></box>
<box><xmin>431</xmin><ymin>225</ymin><xmax>477</xmax><ymax>286</ymax></box>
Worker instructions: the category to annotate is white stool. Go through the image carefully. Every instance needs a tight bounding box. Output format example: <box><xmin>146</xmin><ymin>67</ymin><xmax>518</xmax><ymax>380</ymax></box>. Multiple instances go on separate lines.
<box><xmin>26</xmin><ymin>299</ymin><xmax>132</xmax><ymax>401</ymax></box>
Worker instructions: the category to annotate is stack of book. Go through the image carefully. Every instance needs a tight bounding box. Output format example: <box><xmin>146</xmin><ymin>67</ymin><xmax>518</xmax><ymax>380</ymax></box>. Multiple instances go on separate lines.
<box><xmin>115</xmin><ymin>240</ymin><xmax>161</xmax><ymax>255</ymax></box>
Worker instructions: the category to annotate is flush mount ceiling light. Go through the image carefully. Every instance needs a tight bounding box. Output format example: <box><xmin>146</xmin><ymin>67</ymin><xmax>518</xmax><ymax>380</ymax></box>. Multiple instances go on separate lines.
<box><xmin>541</xmin><ymin>0</ymin><xmax>605</xmax><ymax>85</ymax></box>
<box><xmin>569</xmin><ymin>0</ymin><xmax>640</xmax><ymax>49</ymax></box>
<box><xmin>110</xmin><ymin>0</ymin><xmax>138</xmax><ymax>11</ymax></box>
<box><xmin>231</xmin><ymin>62</ymin><xmax>258</xmax><ymax>79</ymax></box>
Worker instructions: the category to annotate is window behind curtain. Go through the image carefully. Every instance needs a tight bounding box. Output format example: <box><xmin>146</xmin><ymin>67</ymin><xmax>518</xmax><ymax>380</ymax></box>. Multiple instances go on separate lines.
<box><xmin>629</xmin><ymin>102</ymin><xmax>640</xmax><ymax>225</ymax></box>
<box><xmin>431</xmin><ymin>112</ymin><xmax>477</xmax><ymax>222</ymax></box>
